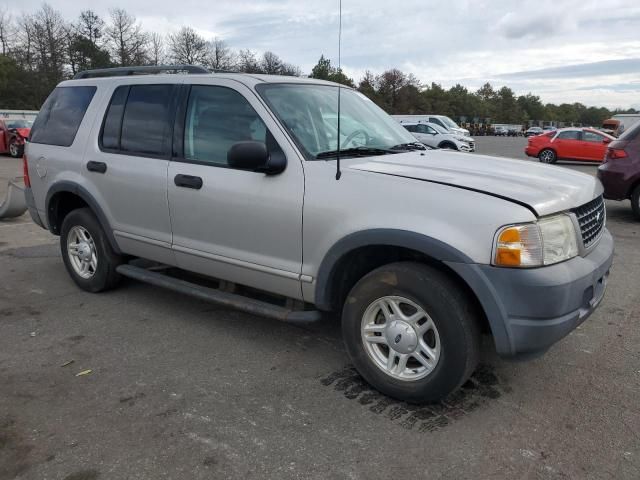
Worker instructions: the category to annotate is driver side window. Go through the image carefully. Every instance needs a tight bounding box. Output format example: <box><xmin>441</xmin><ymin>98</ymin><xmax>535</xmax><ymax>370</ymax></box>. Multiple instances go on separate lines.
<box><xmin>184</xmin><ymin>85</ymin><xmax>269</xmax><ymax>167</ymax></box>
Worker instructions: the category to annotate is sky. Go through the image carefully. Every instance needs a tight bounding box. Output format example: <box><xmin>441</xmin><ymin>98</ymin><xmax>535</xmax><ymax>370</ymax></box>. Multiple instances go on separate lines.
<box><xmin>8</xmin><ymin>0</ymin><xmax>640</xmax><ymax>109</ymax></box>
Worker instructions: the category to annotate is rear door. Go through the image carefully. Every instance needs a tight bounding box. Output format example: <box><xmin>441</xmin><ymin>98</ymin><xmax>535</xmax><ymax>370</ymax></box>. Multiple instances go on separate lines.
<box><xmin>84</xmin><ymin>81</ymin><xmax>178</xmax><ymax>264</ymax></box>
<box><xmin>167</xmin><ymin>80</ymin><xmax>305</xmax><ymax>299</ymax></box>
<box><xmin>580</xmin><ymin>130</ymin><xmax>608</xmax><ymax>162</ymax></box>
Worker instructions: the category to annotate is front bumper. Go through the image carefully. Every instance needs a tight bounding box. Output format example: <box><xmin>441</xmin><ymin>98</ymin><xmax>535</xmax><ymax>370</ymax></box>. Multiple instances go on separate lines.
<box><xmin>525</xmin><ymin>146</ymin><xmax>538</xmax><ymax>158</ymax></box>
<box><xmin>447</xmin><ymin>229</ymin><xmax>614</xmax><ymax>357</ymax></box>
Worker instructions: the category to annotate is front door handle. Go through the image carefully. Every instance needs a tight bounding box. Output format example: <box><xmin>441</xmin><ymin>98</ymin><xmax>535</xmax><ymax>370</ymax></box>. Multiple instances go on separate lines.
<box><xmin>174</xmin><ymin>174</ymin><xmax>203</xmax><ymax>190</ymax></box>
<box><xmin>86</xmin><ymin>161</ymin><xmax>107</xmax><ymax>174</ymax></box>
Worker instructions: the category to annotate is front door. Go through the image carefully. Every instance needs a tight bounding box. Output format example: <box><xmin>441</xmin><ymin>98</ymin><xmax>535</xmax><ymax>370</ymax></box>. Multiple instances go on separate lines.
<box><xmin>167</xmin><ymin>81</ymin><xmax>305</xmax><ymax>299</ymax></box>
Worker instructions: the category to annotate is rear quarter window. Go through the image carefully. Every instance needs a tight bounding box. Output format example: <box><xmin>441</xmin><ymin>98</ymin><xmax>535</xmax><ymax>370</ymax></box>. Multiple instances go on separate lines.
<box><xmin>30</xmin><ymin>86</ymin><xmax>96</xmax><ymax>147</ymax></box>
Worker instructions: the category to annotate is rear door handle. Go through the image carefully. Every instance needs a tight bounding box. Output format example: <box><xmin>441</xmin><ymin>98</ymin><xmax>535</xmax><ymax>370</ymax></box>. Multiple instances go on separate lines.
<box><xmin>174</xmin><ymin>174</ymin><xmax>203</xmax><ymax>190</ymax></box>
<box><xmin>86</xmin><ymin>161</ymin><xmax>107</xmax><ymax>174</ymax></box>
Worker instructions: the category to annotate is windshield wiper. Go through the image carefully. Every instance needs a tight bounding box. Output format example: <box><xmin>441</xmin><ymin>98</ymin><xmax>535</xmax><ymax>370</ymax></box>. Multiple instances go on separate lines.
<box><xmin>315</xmin><ymin>146</ymin><xmax>398</xmax><ymax>160</ymax></box>
<box><xmin>390</xmin><ymin>142</ymin><xmax>427</xmax><ymax>151</ymax></box>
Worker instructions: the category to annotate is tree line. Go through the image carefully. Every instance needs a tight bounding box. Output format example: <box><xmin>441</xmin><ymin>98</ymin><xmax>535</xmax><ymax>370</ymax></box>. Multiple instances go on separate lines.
<box><xmin>0</xmin><ymin>4</ymin><xmax>636</xmax><ymax>126</ymax></box>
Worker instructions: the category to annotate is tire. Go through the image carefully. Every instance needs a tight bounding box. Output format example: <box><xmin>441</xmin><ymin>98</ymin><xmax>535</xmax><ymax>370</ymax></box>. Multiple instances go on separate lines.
<box><xmin>538</xmin><ymin>148</ymin><xmax>557</xmax><ymax>164</ymax></box>
<box><xmin>60</xmin><ymin>208</ymin><xmax>123</xmax><ymax>292</ymax></box>
<box><xmin>341</xmin><ymin>262</ymin><xmax>480</xmax><ymax>404</ymax></box>
<box><xmin>8</xmin><ymin>140</ymin><xmax>23</xmax><ymax>158</ymax></box>
<box><xmin>632</xmin><ymin>184</ymin><xmax>640</xmax><ymax>220</ymax></box>
<box><xmin>438</xmin><ymin>142</ymin><xmax>457</xmax><ymax>150</ymax></box>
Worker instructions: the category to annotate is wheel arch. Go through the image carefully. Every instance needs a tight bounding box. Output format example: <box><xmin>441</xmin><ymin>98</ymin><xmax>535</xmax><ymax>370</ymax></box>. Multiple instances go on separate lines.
<box><xmin>315</xmin><ymin>228</ymin><xmax>472</xmax><ymax>311</ymax></box>
<box><xmin>45</xmin><ymin>181</ymin><xmax>121</xmax><ymax>255</ymax></box>
<box><xmin>313</xmin><ymin>229</ymin><xmax>510</xmax><ymax>354</ymax></box>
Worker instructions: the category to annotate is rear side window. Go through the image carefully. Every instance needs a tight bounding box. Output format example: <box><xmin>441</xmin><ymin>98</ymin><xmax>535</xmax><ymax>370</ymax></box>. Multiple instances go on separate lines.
<box><xmin>557</xmin><ymin>131</ymin><xmax>580</xmax><ymax>140</ymax></box>
<box><xmin>582</xmin><ymin>131</ymin><xmax>605</xmax><ymax>143</ymax></box>
<box><xmin>30</xmin><ymin>86</ymin><xmax>96</xmax><ymax>147</ymax></box>
<box><xmin>100</xmin><ymin>84</ymin><xmax>174</xmax><ymax>157</ymax></box>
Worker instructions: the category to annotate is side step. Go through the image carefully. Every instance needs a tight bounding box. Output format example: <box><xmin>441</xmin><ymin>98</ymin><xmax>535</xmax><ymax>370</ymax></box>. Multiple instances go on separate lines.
<box><xmin>115</xmin><ymin>264</ymin><xmax>323</xmax><ymax>324</ymax></box>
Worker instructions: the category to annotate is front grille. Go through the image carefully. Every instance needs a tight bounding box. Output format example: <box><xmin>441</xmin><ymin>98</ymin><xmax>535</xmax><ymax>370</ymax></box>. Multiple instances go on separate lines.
<box><xmin>572</xmin><ymin>195</ymin><xmax>605</xmax><ymax>248</ymax></box>
<box><xmin>468</xmin><ymin>141</ymin><xmax>476</xmax><ymax>150</ymax></box>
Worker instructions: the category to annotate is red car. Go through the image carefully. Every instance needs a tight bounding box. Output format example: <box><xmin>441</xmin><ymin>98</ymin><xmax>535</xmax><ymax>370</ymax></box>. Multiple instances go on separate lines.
<box><xmin>525</xmin><ymin>128</ymin><xmax>614</xmax><ymax>164</ymax></box>
<box><xmin>597</xmin><ymin>121</ymin><xmax>640</xmax><ymax>219</ymax></box>
<box><xmin>0</xmin><ymin>118</ymin><xmax>32</xmax><ymax>158</ymax></box>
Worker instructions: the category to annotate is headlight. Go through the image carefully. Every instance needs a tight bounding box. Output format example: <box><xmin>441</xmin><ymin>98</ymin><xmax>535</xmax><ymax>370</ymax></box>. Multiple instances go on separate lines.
<box><xmin>493</xmin><ymin>214</ymin><xmax>578</xmax><ymax>267</ymax></box>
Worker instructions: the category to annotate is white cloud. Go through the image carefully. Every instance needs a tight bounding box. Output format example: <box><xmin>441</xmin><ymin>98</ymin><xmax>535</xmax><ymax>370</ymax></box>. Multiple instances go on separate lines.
<box><xmin>8</xmin><ymin>0</ymin><xmax>640</xmax><ymax>107</ymax></box>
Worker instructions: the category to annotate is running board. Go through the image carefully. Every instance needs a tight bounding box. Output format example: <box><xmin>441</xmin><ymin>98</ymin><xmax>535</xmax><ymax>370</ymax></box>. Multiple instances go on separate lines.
<box><xmin>115</xmin><ymin>264</ymin><xmax>322</xmax><ymax>324</ymax></box>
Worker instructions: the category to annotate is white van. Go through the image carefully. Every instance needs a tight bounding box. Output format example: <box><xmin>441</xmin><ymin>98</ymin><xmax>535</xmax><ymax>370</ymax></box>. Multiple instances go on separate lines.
<box><xmin>393</xmin><ymin>115</ymin><xmax>470</xmax><ymax>137</ymax></box>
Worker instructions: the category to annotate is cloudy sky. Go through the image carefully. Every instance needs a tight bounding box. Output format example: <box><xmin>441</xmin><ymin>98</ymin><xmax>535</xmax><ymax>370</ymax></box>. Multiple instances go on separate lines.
<box><xmin>11</xmin><ymin>0</ymin><xmax>640</xmax><ymax>108</ymax></box>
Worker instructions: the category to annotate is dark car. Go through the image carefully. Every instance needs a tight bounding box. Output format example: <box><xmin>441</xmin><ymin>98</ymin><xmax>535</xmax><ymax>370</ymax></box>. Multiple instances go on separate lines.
<box><xmin>597</xmin><ymin>121</ymin><xmax>640</xmax><ymax>219</ymax></box>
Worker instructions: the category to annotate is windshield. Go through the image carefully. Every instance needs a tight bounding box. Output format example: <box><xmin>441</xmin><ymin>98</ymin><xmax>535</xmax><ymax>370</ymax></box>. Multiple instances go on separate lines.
<box><xmin>440</xmin><ymin>116</ymin><xmax>459</xmax><ymax>129</ymax></box>
<box><xmin>6</xmin><ymin>119</ymin><xmax>32</xmax><ymax>128</ymax></box>
<box><xmin>256</xmin><ymin>83</ymin><xmax>417</xmax><ymax>159</ymax></box>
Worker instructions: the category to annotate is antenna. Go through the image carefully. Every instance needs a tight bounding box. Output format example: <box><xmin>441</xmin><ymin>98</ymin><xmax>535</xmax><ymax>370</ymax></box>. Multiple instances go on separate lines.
<box><xmin>335</xmin><ymin>0</ymin><xmax>342</xmax><ymax>181</ymax></box>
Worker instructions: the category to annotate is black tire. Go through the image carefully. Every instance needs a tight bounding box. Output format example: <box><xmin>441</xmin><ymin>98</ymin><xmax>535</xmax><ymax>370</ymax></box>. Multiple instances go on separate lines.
<box><xmin>60</xmin><ymin>208</ymin><xmax>123</xmax><ymax>292</ymax></box>
<box><xmin>438</xmin><ymin>142</ymin><xmax>457</xmax><ymax>150</ymax></box>
<box><xmin>8</xmin><ymin>140</ymin><xmax>23</xmax><ymax>158</ymax></box>
<box><xmin>538</xmin><ymin>148</ymin><xmax>557</xmax><ymax>164</ymax></box>
<box><xmin>632</xmin><ymin>184</ymin><xmax>640</xmax><ymax>220</ymax></box>
<box><xmin>341</xmin><ymin>262</ymin><xmax>480</xmax><ymax>404</ymax></box>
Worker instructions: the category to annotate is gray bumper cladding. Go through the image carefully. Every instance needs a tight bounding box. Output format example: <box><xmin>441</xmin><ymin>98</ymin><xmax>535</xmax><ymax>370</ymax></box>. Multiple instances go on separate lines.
<box><xmin>448</xmin><ymin>229</ymin><xmax>614</xmax><ymax>357</ymax></box>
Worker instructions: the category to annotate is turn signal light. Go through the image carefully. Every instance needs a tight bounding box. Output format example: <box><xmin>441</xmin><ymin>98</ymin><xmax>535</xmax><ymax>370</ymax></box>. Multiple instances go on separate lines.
<box><xmin>494</xmin><ymin>224</ymin><xmax>543</xmax><ymax>267</ymax></box>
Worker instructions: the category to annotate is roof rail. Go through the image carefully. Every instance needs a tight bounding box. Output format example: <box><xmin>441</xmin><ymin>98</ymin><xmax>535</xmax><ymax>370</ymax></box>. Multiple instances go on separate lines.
<box><xmin>73</xmin><ymin>64</ymin><xmax>209</xmax><ymax>80</ymax></box>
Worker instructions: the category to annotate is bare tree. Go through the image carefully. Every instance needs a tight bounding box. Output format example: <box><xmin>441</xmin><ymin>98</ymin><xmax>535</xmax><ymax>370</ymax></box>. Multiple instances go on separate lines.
<box><xmin>30</xmin><ymin>4</ymin><xmax>68</xmax><ymax>81</ymax></box>
<box><xmin>206</xmin><ymin>37</ymin><xmax>235</xmax><ymax>71</ymax></box>
<box><xmin>67</xmin><ymin>10</ymin><xmax>111</xmax><ymax>74</ymax></box>
<box><xmin>167</xmin><ymin>26</ymin><xmax>208</xmax><ymax>65</ymax></box>
<box><xmin>0</xmin><ymin>6</ymin><xmax>15</xmax><ymax>56</ymax></box>
<box><xmin>106</xmin><ymin>8</ymin><xmax>148</xmax><ymax>66</ymax></box>
<box><xmin>260</xmin><ymin>51</ymin><xmax>283</xmax><ymax>74</ymax></box>
<box><xmin>149</xmin><ymin>32</ymin><xmax>164</xmax><ymax>65</ymax></box>
<box><xmin>76</xmin><ymin>10</ymin><xmax>105</xmax><ymax>47</ymax></box>
<box><xmin>236</xmin><ymin>49</ymin><xmax>262</xmax><ymax>73</ymax></box>
<box><xmin>280</xmin><ymin>62</ymin><xmax>301</xmax><ymax>77</ymax></box>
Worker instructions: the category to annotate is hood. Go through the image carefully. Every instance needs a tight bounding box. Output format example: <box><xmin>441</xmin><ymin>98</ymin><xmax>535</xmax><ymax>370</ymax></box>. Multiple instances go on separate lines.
<box><xmin>348</xmin><ymin>151</ymin><xmax>602</xmax><ymax>216</ymax></box>
<box><xmin>13</xmin><ymin>128</ymin><xmax>30</xmax><ymax>138</ymax></box>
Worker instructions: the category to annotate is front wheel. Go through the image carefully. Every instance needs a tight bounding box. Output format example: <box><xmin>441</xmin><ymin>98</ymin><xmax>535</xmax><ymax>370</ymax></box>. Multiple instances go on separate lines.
<box><xmin>632</xmin><ymin>184</ymin><xmax>640</xmax><ymax>220</ymax></box>
<box><xmin>438</xmin><ymin>142</ymin><xmax>458</xmax><ymax>150</ymax></box>
<box><xmin>8</xmin><ymin>140</ymin><xmax>23</xmax><ymax>158</ymax></box>
<box><xmin>341</xmin><ymin>262</ymin><xmax>480</xmax><ymax>404</ymax></box>
<box><xmin>538</xmin><ymin>148</ymin><xmax>557</xmax><ymax>164</ymax></box>
<box><xmin>60</xmin><ymin>208</ymin><xmax>123</xmax><ymax>292</ymax></box>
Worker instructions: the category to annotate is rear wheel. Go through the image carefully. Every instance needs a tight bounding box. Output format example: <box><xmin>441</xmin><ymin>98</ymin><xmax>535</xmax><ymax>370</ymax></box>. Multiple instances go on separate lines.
<box><xmin>60</xmin><ymin>208</ymin><xmax>123</xmax><ymax>292</ymax></box>
<box><xmin>341</xmin><ymin>262</ymin><xmax>480</xmax><ymax>404</ymax></box>
<box><xmin>538</xmin><ymin>148</ymin><xmax>557</xmax><ymax>164</ymax></box>
<box><xmin>632</xmin><ymin>184</ymin><xmax>640</xmax><ymax>220</ymax></box>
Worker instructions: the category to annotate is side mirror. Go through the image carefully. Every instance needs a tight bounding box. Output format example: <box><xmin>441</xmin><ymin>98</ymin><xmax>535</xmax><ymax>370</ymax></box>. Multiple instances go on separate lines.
<box><xmin>227</xmin><ymin>141</ymin><xmax>285</xmax><ymax>175</ymax></box>
<box><xmin>603</xmin><ymin>137</ymin><xmax>612</xmax><ymax>144</ymax></box>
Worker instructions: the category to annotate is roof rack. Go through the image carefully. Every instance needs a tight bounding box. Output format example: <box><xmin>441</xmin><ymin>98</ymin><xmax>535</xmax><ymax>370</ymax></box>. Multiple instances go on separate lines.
<box><xmin>73</xmin><ymin>64</ymin><xmax>210</xmax><ymax>80</ymax></box>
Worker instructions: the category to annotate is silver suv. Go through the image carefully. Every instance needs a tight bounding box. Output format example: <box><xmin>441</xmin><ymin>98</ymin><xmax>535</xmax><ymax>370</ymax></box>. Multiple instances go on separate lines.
<box><xmin>24</xmin><ymin>66</ymin><xmax>614</xmax><ymax>403</ymax></box>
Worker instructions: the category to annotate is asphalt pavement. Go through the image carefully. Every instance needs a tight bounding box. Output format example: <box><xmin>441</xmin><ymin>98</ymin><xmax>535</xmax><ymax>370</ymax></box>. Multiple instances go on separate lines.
<box><xmin>1</xmin><ymin>139</ymin><xmax>639</xmax><ymax>479</ymax></box>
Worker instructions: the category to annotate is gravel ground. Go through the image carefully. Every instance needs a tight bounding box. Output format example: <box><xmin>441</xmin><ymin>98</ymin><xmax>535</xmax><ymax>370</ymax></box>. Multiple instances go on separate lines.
<box><xmin>1</xmin><ymin>144</ymin><xmax>639</xmax><ymax>480</ymax></box>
